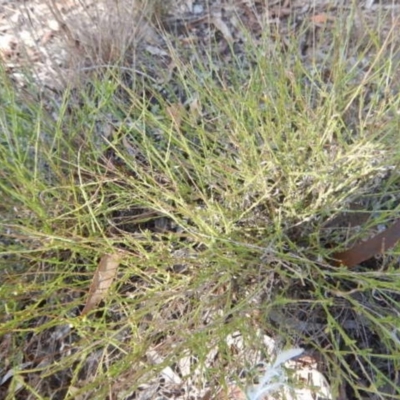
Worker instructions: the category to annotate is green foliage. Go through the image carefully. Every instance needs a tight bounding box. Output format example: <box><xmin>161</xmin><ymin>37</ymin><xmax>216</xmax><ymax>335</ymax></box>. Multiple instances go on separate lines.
<box><xmin>1</xmin><ymin>7</ymin><xmax>400</xmax><ymax>399</ymax></box>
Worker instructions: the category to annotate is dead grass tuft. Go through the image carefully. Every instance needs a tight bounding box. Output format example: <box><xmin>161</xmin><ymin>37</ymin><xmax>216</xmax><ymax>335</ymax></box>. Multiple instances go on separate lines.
<box><xmin>49</xmin><ymin>0</ymin><xmax>166</xmax><ymax>70</ymax></box>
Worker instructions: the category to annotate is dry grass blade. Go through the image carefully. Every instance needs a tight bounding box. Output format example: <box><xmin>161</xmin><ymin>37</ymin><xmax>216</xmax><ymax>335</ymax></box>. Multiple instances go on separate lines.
<box><xmin>81</xmin><ymin>253</ymin><xmax>123</xmax><ymax>316</ymax></box>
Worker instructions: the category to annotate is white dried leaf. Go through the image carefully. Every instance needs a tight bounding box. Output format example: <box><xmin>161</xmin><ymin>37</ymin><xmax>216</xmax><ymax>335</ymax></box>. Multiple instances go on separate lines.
<box><xmin>0</xmin><ymin>362</ymin><xmax>32</xmax><ymax>385</ymax></box>
<box><xmin>246</xmin><ymin>348</ymin><xmax>304</xmax><ymax>400</ymax></box>
<box><xmin>273</xmin><ymin>348</ymin><xmax>304</xmax><ymax>369</ymax></box>
<box><xmin>146</xmin><ymin>349</ymin><xmax>182</xmax><ymax>385</ymax></box>
<box><xmin>145</xmin><ymin>45</ymin><xmax>169</xmax><ymax>56</ymax></box>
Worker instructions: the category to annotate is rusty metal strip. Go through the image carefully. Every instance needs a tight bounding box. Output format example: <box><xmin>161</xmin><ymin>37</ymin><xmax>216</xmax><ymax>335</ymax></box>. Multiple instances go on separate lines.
<box><xmin>332</xmin><ymin>219</ymin><xmax>400</xmax><ymax>268</ymax></box>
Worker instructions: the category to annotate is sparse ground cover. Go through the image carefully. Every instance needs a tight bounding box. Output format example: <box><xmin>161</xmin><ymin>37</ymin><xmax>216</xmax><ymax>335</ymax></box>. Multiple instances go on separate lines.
<box><xmin>1</xmin><ymin>1</ymin><xmax>400</xmax><ymax>399</ymax></box>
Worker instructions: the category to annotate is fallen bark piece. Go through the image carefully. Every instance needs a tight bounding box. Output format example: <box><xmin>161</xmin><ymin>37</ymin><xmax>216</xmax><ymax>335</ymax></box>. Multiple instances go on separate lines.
<box><xmin>81</xmin><ymin>253</ymin><xmax>122</xmax><ymax>316</ymax></box>
<box><xmin>332</xmin><ymin>219</ymin><xmax>400</xmax><ymax>268</ymax></box>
